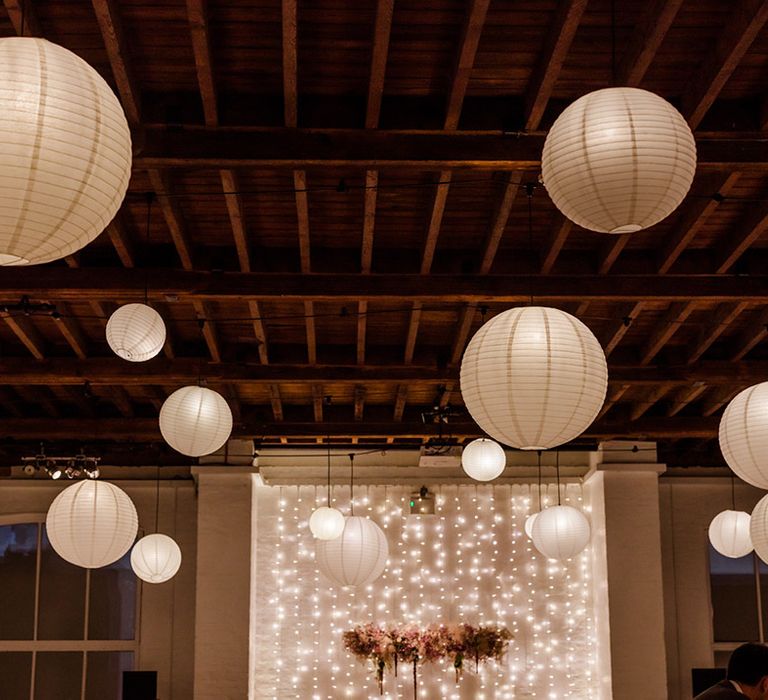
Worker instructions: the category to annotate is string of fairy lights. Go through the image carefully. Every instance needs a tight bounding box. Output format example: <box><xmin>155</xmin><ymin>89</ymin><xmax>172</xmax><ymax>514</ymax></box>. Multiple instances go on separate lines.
<box><xmin>253</xmin><ymin>483</ymin><xmax>597</xmax><ymax>699</ymax></box>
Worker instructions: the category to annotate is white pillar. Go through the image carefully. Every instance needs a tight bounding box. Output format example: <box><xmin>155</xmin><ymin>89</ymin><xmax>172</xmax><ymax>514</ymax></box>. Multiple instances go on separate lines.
<box><xmin>585</xmin><ymin>442</ymin><xmax>668</xmax><ymax>700</ymax></box>
<box><xmin>192</xmin><ymin>466</ymin><xmax>254</xmax><ymax>700</ymax></box>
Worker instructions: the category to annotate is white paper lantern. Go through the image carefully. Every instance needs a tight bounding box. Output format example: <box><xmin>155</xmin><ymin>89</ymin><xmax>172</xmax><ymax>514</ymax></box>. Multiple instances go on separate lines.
<box><xmin>0</xmin><ymin>37</ymin><xmax>131</xmax><ymax>265</ymax></box>
<box><xmin>751</xmin><ymin>494</ymin><xmax>768</xmax><ymax>564</ymax></box>
<box><xmin>542</xmin><ymin>87</ymin><xmax>696</xmax><ymax>234</ymax></box>
<box><xmin>525</xmin><ymin>512</ymin><xmax>539</xmax><ymax>540</ymax></box>
<box><xmin>719</xmin><ymin>382</ymin><xmax>768</xmax><ymax>489</ymax></box>
<box><xmin>531</xmin><ymin>505</ymin><xmax>591</xmax><ymax>561</ymax></box>
<box><xmin>709</xmin><ymin>510</ymin><xmax>753</xmax><ymax>559</ymax></box>
<box><xmin>159</xmin><ymin>386</ymin><xmax>233</xmax><ymax>457</ymax></box>
<box><xmin>106</xmin><ymin>303</ymin><xmax>166</xmax><ymax>362</ymax></box>
<box><xmin>315</xmin><ymin>516</ymin><xmax>388</xmax><ymax>587</ymax></box>
<box><xmin>460</xmin><ymin>306</ymin><xmax>608</xmax><ymax>450</ymax></box>
<box><xmin>462</xmin><ymin>438</ymin><xmax>506</xmax><ymax>481</ymax></box>
<box><xmin>46</xmin><ymin>480</ymin><xmax>138</xmax><ymax>568</ymax></box>
<box><xmin>131</xmin><ymin>533</ymin><xmax>182</xmax><ymax>583</ymax></box>
<box><xmin>309</xmin><ymin>506</ymin><xmax>345</xmax><ymax>540</ymax></box>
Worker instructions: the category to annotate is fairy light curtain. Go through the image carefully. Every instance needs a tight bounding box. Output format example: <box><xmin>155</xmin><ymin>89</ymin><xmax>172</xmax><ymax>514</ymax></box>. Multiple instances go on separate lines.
<box><xmin>250</xmin><ymin>483</ymin><xmax>600</xmax><ymax>700</ymax></box>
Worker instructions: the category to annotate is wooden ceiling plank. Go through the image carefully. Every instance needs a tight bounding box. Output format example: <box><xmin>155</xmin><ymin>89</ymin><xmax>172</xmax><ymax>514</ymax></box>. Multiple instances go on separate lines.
<box><xmin>716</xmin><ymin>198</ymin><xmax>768</xmax><ymax>273</ymax></box>
<box><xmin>361</xmin><ymin>170</ymin><xmax>378</xmax><ymax>273</ymax></box>
<box><xmin>449</xmin><ymin>303</ymin><xmax>477</xmax><ymax>366</ymax></box>
<box><xmin>478</xmin><ymin>173</ymin><xmax>523</xmax><ymax>274</ymax></box>
<box><xmin>420</xmin><ymin>174</ymin><xmax>452</xmax><ymax>275</ymax></box>
<box><xmin>105</xmin><ymin>217</ymin><xmax>136</xmax><ymax>269</ymax></box>
<box><xmin>639</xmin><ymin>301</ymin><xmax>697</xmax><ymax>365</ymax></box>
<box><xmin>444</xmin><ymin>0</ymin><xmax>492</xmax><ymax>130</ymax></box>
<box><xmin>393</xmin><ymin>384</ymin><xmax>408</xmax><ymax>421</ymax></box>
<box><xmin>629</xmin><ymin>385</ymin><xmax>671</xmax><ymax>422</ymax></box>
<box><xmin>220</xmin><ymin>169</ymin><xmax>250</xmax><ymax>273</ymax></box>
<box><xmin>523</xmin><ymin>0</ymin><xmax>588</xmax><ymax>130</ymax></box>
<box><xmin>596</xmin><ymin>384</ymin><xmax>631</xmax><ymax>421</ymax></box>
<box><xmin>682</xmin><ymin>0</ymin><xmax>768</xmax><ymax>129</ymax></box>
<box><xmin>110</xmin><ymin>386</ymin><xmax>135</xmax><ymax>418</ymax></box>
<box><xmin>193</xmin><ymin>301</ymin><xmax>222</xmax><ymax>363</ymax></box>
<box><xmin>185</xmin><ymin>0</ymin><xmax>218</xmax><ymax>127</ymax></box>
<box><xmin>147</xmin><ymin>170</ymin><xmax>195</xmax><ymax>271</ymax></box>
<box><xmin>294</xmin><ymin>170</ymin><xmax>311</xmax><ymax>273</ymax></box>
<box><xmin>269</xmin><ymin>384</ymin><xmax>284</xmax><ymax>422</ymax></box>
<box><xmin>354</xmin><ymin>385</ymin><xmax>366</xmax><ymax>422</ymax></box>
<box><xmin>618</xmin><ymin>0</ymin><xmax>685</xmax><ymax>87</ymax></box>
<box><xmin>357</xmin><ymin>300</ymin><xmax>367</xmax><ymax>365</ymax></box>
<box><xmin>365</xmin><ymin>0</ymin><xmax>395</xmax><ymax>129</ymax></box>
<box><xmin>666</xmin><ymin>382</ymin><xmax>708</xmax><ymax>417</ymax></box>
<box><xmin>540</xmin><ymin>215</ymin><xmax>573</xmax><ymax>274</ymax></box>
<box><xmin>3</xmin><ymin>0</ymin><xmax>41</xmax><ymax>36</ymax></box>
<box><xmin>90</xmin><ymin>0</ymin><xmax>141</xmax><ymax>125</ymax></box>
<box><xmin>701</xmin><ymin>386</ymin><xmax>741</xmax><ymax>417</ymax></box>
<box><xmin>730</xmin><ymin>306</ymin><xmax>768</xmax><ymax>360</ymax></box>
<box><xmin>404</xmin><ymin>303</ymin><xmax>422</xmax><ymax>364</ymax></box>
<box><xmin>53</xmin><ymin>304</ymin><xmax>89</xmax><ymax>360</ymax></box>
<box><xmin>602</xmin><ymin>302</ymin><xmax>645</xmax><ymax>357</ymax></box>
<box><xmin>281</xmin><ymin>0</ymin><xmax>298</xmax><ymax>128</ymax></box>
<box><xmin>14</xmin><ymin>386</ymin><xmax>59</xmax><ymax>419</ymax></box>
<box><xmin>597</xmin><ymin>235</ymin><xmax>631</xmax><ymax>275</ymax></box>
<box><xmin>249</xmin><ymin>300</ymin><xmax>269</xmax><ymax>365</ymax></box>
<box><xmin>312</xmin><ymin>385</ymin><xmax>324</xmax><ymax>423</ymax></box>
<box><xmin>686</xmin><ymin>302</ymin><xmax>749</xmax><ymax>364</ymax></box>
<box><xmin>304</xmin><ymin>300</ymin><xmax>317</xmax><ymax>365</ymax></box>
<box><xmin>1</xmin><ymin>313</ymin><xmax>45</xmax><ymax>360</ymax></box>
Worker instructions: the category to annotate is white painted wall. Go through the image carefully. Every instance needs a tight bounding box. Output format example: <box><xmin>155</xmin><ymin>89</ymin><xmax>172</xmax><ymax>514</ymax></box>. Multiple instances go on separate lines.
<box><xmin>659</xmin><ymin>477</ymin><xmax>764</xmax><ymax>700</ymax></box>
<box><xmin>0</xmin><ymin>478</ymin><xmax>197</xmax><ymax>700</ymax></box>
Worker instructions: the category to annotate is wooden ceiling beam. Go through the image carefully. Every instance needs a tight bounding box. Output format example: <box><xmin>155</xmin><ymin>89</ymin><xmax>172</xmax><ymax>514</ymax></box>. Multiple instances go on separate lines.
<box><xmin>449</xmin><ymin>303</ymin><xmax>478</xmax><ymax>366</ymax></box>
<box><xmin>312</xmin><ymin>385</ymin><xmax>324</xmax><ymax>423</ymax></box>
<box><xmin>133</xmin><ymin>128</ymin><xmax>768</xmax><ymax>171</ymax></box>
<box><xmin>11</xmin><ymin>270</ymin><xmax>768</xmax><ymax>303</ymax></box>
<box><xmin>639</xmin><ymin>302</ymin><xmax>697</xmax><ymax>365</ymax></box>
<box><xmin>185</xmin><ymin>0</ymin><xmax>218</xmax><ymax>126</ymax></box>
<box><xmin>2</xmin><ymin>313</ymin><xmax>45</xmax><ymax>360</ymax></box>
<box><xmin>540</xmin><ymin>216</ymin><xmax>572</xmax><ymax>274</ymax></box>
<box><xmin>354</xmin><ymin>385</ymin><xmax>366</xmax><ymax>422</ymax></box>
<box><xmin>365</xmin><ymin>0</ymin><xmax>394</xmax><ymax>129</ymax></box>
<box><xmin>602</xmin><ymin>302</ymin><xmax>645</xmax><ymax>357</ymax></box>
<box><xmin>686</xmin><ymin>302</ymin><xmax>749</xmax><ymax>364</ymax></box>
<box><xmin>523</xmin><ymin>0</ymin><xmax>588</xmax><ymax>130</ymax></box>
<box><xmin>478</xmin><ymin>173</ymin><xmax>523</xmax><ymax>274</ymax></box>
<box><xmin>729</xmin><ymin>306</ymin><xmax>768</xmax><ymax>360</ymax></box>
<box><xmin>682</xmin><ymin>0</ymin><xmax>768</xmax><ymax>129</ymax></box>
<box><xmin>3</xmin><ymin>0</ymin><xmax>42</xmax><ymax>37</ymax></box>
<box><xmin>701</xmin><ymin>386</ymin><xmax>741</xmax><ymax>417</ymax></box>
<box><xmin>52</xmin><ymin>306</ymin><xmax>90</xmax><ymax>360</ymax></box>
<box><xmin>716</xmin><ymin>198</ymin><xmax>768</xmax><ymax>273</ymax></box>
<box><xmin>281</xmin><ymin>0</ymin><xmax>298</xmax><ymax>129</ymax></box>
<box><xmin>393</xmin><ymin>384</ymin><xmax>408</xmax><ymax>422</ymax></box>
<box><xmin>105</xmin><ymin>216</ymin><xmax>136</xmax><ymax>269</ymax></box>
<box><xmin>0</xmin><ymin>416</ymin><xmax>722</xmax><ymax>441</ymax></box>
<box><xmin>666</xmin><ymin>383</ymin><xmax>708</xmax><ymax>417</ymax></box>
<box><xmin>629</xmin><ymin>385</ymin><xmax>672</xmax><ymax>422</ymax></box>
<box><xmin>596</xmin><ymin>384</ymin><xmax>631</xmax><ymax>421</ymax></box>
<box><xmin>617</xmin><ymin>0</ymin><xmax>684</xmax><ymax>87</ymax></box>
<box><xmin>3</xmin><ymin>357</ymin><xmax>768</xmax><ymax>387</ymax></box>
<box><xmin>147</xmin><ymin>170</ymin><xmax>195</xmax><ymax>270</ymax></box>
<box><xmin>90</xmin><ymin>0</ymin><xmax>141</xmax><ymax>125</ymax></box>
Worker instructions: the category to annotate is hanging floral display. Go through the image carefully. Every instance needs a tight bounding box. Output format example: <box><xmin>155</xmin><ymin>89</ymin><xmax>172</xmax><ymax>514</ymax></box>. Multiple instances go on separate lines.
<box><xmin>342</xmin><ymin>623</ymin><xmax>512</xmax><ymax>696</ymax></box>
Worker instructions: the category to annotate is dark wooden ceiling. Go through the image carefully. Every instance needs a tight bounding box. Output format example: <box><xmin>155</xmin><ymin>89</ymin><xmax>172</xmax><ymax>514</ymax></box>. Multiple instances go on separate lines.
<box><xmin>1</xmin><ymin>0</ymin><xmax>768</xmax><ymax>466</ymax></box>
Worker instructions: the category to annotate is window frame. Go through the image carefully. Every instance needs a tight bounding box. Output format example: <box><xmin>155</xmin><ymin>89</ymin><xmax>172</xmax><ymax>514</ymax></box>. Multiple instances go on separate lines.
<box><xmin>0</xmin><ymin>514</ymin><xmax>140</xmax><ymax>700</ymax></box>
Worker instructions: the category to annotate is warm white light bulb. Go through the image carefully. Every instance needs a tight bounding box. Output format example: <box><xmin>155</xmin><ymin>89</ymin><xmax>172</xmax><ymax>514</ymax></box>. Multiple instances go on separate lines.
<box><xmin>309</xmin><ymin>506</ymin><xmax>345</xmax><ymax>540</ymax></box>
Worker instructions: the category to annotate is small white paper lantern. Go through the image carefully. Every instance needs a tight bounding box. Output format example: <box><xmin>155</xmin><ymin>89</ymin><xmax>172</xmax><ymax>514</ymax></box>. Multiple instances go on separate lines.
<box><xmin>309</xmin><ymin>506</ymin><xmax>345</xmax><ymax>540</ymax></box>
<box><xmin>159</xmin><ymin>386</ymin><xmax>233</xmax><ymax>457</ymax></box>
<box><xmin>531</xmin><ymin>505</ymin><xmax>591</xmax><ymax>561</ymax></box>
<box><xmin>542</xmin><ymin>87</ymin><xmax>696</xmax><ymax>234</ymax></box>
<box><xmin>460</xmin><ymin>306</ymin><xmax>608</xmax><ymax>450</ymax></box>
<box><xmin>131</xmin><ymin>533</ymin><xmax>182</xmax><ymax>583</ymax></box>
<box><xmin>525</xmin><ymin>512</ymin><xmax>539</xmax><ymax>540</ymax></box>
<box><xmin>0</xmin><ymin>37</ymin><xmax>131</xmax><ymax>265</ymax></box>
<box><xmin>106</xmin><ymin>303</ymin><xmax>166</xmax><ymax>362</ymax></box>
<box><xmin>315</xmin><ymin>516</ymin><xmax>388</xmax><ymax>587</ymax></box>
<box><xmin>709</xmin><ymin>510</ymin><xmax>753</xmax><ymax>559</ymax></box>
<box><xmin>461</xmin><ymin>438</ymin><xmax>506</xmax><ymax>481</ymax></box>
<box><xmin>719</xmin><ymin>382</ymin><xmax>768</xmax><ymax>489</ymax></box>
<box><xmin>751</xmin><ymin>495</ymin><xmax>768</xmax><ymax>564</ymax></box>
<box><xmin>46</xmin><ymin>480</ymin><xmax>138</xmax><ymax>568</ymax></box>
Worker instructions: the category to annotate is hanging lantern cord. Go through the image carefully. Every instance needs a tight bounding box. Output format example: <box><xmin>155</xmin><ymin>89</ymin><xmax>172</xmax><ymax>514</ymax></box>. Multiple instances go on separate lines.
<box><xmin>537</xmin><ymin>450</ymin><xmax>542</xmax><ymax>512</ymax></box>
<box><xmin>610</xmin><ymin>0</ymin><xmax>617</xmax><ymax>87</ymax></box>
<box><xmin>555</xmin><ymin>451</ymin><xmax>562</xmax><ymax>506</ymax></box>
<box><xmin>155</xmin><ymin>465</ymin><xmax>160</xmax><ymax>533</ymax></box>
<box><xmin>144</xmin><ymin>192</ymin><xmax>154</xmax><ymax>306</ymax></box>
<box><xmin>731</xmin><ymin>470</ymin><xmax>737</xmax><ymax>511</ymax></box>
<box><xmin>349</xmin><ymin>453</ymin><xmax>355</xmax><ymax>516</ymax></box>
<box><xmin>326</xmin><ymin>436</ymin><xmax>332</xmax><ymax>508</ymax></box>
<box><xmin>525</xmin><ymin>183</ymin><xmax>535</xmax><ymax>306</ymax></box>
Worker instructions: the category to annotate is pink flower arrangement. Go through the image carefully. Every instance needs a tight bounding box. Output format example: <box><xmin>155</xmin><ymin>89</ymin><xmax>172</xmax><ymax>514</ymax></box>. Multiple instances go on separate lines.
<box><xmin>342</xmin><ymin>623</ymin><xmax>512</xmax><ymax>696</ymax></box>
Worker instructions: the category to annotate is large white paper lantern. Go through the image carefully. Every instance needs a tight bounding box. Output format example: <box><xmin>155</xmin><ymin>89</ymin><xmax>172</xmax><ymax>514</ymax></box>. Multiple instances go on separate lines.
<box><xmin>315</xmin><ymin>516</ymin><xmax>388</xmax><ymax>587</ymax></box>
<box><xmin>309</xmin><ymin>506</ymin><xmax>345</xmax><ymax>540</ymax></box>
<box><xmin>541</xmin><ymin>87</ymin><xmax>696</xmax><ymax>234</ymax></box>
<box><xmin>531</xmin><ymin>505</ymin><xmax>591</xmax><ymax>561</ymax></box>
<box><xmin>462</xmin><ymin>438</ymin><xmax>506</xmax><ymax>481</ymax></box>
<box><xmin>159</xmin><ymin>386</ymin><xmax>233</xmax><ymax>457</ymax></box>
<box><xmin>709</xmin><ymin>510</ymin><xmax>753</xmax><ymax>559</ymax></box>
<box><xmin>0</xmin><ymin>37</ymin><xmax>131</xmax><ymax>265</ymax></box>
<box><xmin>46</xmin><ymin>480</ymin><xmax>138</xmax><ymax>568</ymax></box>
<box><xmin>751</xmin><ymin>495</ymin><xmax>768</xmax><ymax>564</ymax></box>
<box><xmin>106</xmin><ymin>303</ymin><xmax>166</xmax><ymax>362</ymax></box>
<box><xmin>460</xmin><ymin>306</ymin><xmax>608</xmax><ymax>450</ymax></box>
<box><xmin>719</xmin><ymin>382</ymin><xmax>768</xmax><ymax>489</ymax></box>
<box><xmin>131</xmin><ymin>533</ymin><xmax>182</xmax><ymax>583</ymax></box>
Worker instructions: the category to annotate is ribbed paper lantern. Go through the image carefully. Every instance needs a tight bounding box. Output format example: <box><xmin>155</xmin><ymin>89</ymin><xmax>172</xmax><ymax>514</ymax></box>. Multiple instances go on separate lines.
<box><xmin>131</xmin><ymin>533</ymin><xmax>182</xmax><ymax>583</ymax></box>
<box><xmin>46</xmin><ymin>480</ymin><xmax>138</xmax><ymax>568</ymax></box>
<box><xmin>106</xmin><ymin>304</ymin><xmax>166</xmax><ymax>362</ymax></box>
<box><xmin>309</xmin><ymin>506</ymin><xmax>345</xmax><ymax>540</ymax></box>
<box><xmin>315</xmin><ymin>516</ymin><xmax>388</xmax><ymax>587</ymax></box>
<box><xmin>531</xmin><ymin>505</ymin><xmax>591</xmax><ymax>561</ymax></box>
<box><xmin>461</xmin><ymin>438</ymin><xmax>506</xmax><ymax>481</ymax></box>
<box><xmin>159</xmin><ymin>386</ymin><xmax>233</xmax><ymax>457</ymax></box>
<box><xmin>0</xmin><ymin>37</ymin><xmax>131</xmax><ymax>265</ymax></box>
<box><xmin>541</xmin><ymin>87</ymin><xmax>696</xmax><ymax>234</ymax></box>
<box><xmin>460</xmin><ymin>307</ymin><xmax>608</xmax><ymax>450</ymax></box>
<box><xmin>524</xmin><ymin>512</ymin><xmax>539</xmax><ymax>540</ymax></box>
<box><xmin>709</xmin><ymin>510</ymin><xmax>753</xmax><ymax>559</ymax></box>
<box><xmin>751</xmin><ymin>494</ymin><xmax>768</xmax><ymax>564</ymax></box>
<box><xmin>719</xmin><ymin>383</ymin><xmax>768</xmax><ymax>489</ymax></box>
